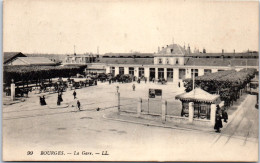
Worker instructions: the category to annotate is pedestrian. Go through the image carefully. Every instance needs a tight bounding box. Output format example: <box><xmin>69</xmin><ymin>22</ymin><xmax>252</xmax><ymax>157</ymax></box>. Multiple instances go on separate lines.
<box><xmin>214</xmin><ymin>105</ymin><xmax>223</xmax><ymax>133</ymax></box>
<box><xmin>77</xmin><ymin>100</ymin><xmax>81</xmax><ymax>111</ymax></box>
<box><xmin>222</xmin><ymin>108</ymin><xmax>228</xmax><ymax>123</ymax></box>
<box><xmin>42</xmin><ymin>95</ymin><xmax>47</xmax><ymax>105</ymax></box>
<box><xmin>39</xmin><ymin>96</ymin><xmax>43</xmax><ymax>106</ymax></box>
<box><xmin>57</xmin><ymin>96</ymin><xmax>61</xmax><ymax>106</ymax></box>
<box><xmin>73</xmin><ymin>90</ymin><xmax>77</xmax><ymax>99</ymax></box>
<box><xmin>58</xmin><ymin>92</ymin><xmax>63</xmax><ymax>102</ymax></box>
<box><xmin>132</xmin><ymin>84</ymin><xmax>135</xmax><ymax>91</ymax></box>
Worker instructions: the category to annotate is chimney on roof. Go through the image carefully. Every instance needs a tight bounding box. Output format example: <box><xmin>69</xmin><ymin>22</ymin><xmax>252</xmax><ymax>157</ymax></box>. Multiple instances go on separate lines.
<box><xmin>203</xmin><ymin>48</ymin><xmax>206</xmax><ymax>53</ymax></box>
<box><xmin>233</xmin><ymin>49</ymin><xmax>235</xmax><ymax>54</ymax></box>
<box><xmin>158</xmin><ymin>46</ymin><xmax>160</xmax><ymax>53</ymax></box>
<box><xmin>167</xmin><ymin>45</ymin><xmax>168</xmax><ymax>47</ymax></box>
<box><xmin>187</xmin><ymin>44</ymin><xmax>191</xmax><ymax>54</ymax></box>
<box><xmin>162</xmin><ymin>46</ymin><xmax>164</xmax><ymax>49</ymax></box>
<box><xmin>222</xmin><ymin>49</ymin><xmax>224</xmax><ymax>54</ymax></box>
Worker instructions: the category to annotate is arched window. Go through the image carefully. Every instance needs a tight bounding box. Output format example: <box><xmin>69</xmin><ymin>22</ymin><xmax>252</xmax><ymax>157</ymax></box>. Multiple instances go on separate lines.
<box><xmin>158</xmin><ymin>58</ymin><xmax>162</xmax><ymax>64</ymax></box>
<box><xmin>166</xmin><ymin>58</ymin><xmax>169</xmax><ymax>64</ymax></box>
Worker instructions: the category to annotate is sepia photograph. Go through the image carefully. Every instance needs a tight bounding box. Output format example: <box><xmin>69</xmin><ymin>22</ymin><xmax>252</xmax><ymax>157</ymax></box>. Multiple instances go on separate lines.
<box><xmin>2</xmin><ymin>0</ymin><xmax>259</xmax><ymax>161</ymax></box>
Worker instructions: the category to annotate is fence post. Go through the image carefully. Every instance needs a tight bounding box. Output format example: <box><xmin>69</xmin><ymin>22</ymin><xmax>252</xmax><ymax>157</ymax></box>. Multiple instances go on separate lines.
<box><xmin>210</xmin><ymin>104</ymin><xmax>216</xmax><ymax>126</ymax></box>
<box><xmin>137</xmin><ymin>98</ymin><xmax>142</xmax><ymax>117</ymax></box>
<box><xmin>148</xmin><ymin>98</ymin><xmax>149</xmax><ymax>114</ymax></box>
<box><xmin>117</xmin><ymin>92</ymin><xmax>120</xmax><ymax>113</ymax></box>
<box><xmin>188</xmin><ymin>102</ymin><xmax>194</xmax><ymax>123</ymax></box>
<box><xmin>11</xmin><ymin>83</ymin><xmax>15</xmax><ymax>101</ymax></box>
<box><xmin>162</xmin><ymin>100</ymin><xmax>167</xmax><ymax>123</ymax></box>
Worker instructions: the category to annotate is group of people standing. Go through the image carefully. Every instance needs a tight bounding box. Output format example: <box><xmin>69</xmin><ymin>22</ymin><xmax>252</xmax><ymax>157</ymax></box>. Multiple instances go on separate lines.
<box><xmin>39</xmin><ymin>89</ymin><xmax>80</xmax><ymax>111</ymax></box>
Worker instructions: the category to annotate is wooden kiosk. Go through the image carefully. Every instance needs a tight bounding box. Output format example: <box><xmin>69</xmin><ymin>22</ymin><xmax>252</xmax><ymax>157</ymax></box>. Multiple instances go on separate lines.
<box><xmin>176</xmin><ymin>88</ymin><xmax>221</xmax><ymax>124</ymax></box>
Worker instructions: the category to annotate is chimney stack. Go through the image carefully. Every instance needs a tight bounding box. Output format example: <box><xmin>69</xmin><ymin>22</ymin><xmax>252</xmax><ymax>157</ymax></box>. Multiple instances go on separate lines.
<box><xmin>233</xmin><ymin>49</ymin><xmax>235</xmax><ymax>54</ymax></box>
<box><xmin>203</xmin><ymin>48</ymin><xmax>206</xmax><ymax>53</ymax></box>
<box><xmin>158</xmin><ymin>46</ymin><xmax>160</xmax><ymax>53</ymax></box>
<box><xmin>222</xmin><ymin>49</ymin><xmax>224</xmax><ymax>54</ymax></box>
<box><xmin>187</xmin><ymin>44</ymin><xmax>191</xmax><ymax>54</ymax></box>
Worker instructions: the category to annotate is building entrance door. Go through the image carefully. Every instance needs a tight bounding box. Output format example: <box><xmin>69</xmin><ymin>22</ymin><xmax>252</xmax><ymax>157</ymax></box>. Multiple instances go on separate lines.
<box><xmin>167</xmin><ymin>68</ymin><xmax>173</xmax><ymax>82</ymax></box>
<box><xmin>149</xmin><ymin>68</ymin><xmax>155</xmax><ymax>81</ymax></box>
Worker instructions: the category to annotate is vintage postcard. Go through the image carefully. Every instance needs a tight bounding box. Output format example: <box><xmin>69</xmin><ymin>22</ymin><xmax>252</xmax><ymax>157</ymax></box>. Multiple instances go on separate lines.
<box><xmin>2</xmin><ymin>0</ymin><xmax>259</xmax><ymax>161</ymax></box>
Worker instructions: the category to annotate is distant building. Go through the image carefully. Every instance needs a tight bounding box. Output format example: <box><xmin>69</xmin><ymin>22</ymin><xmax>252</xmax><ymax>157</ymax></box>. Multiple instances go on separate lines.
<box><xmin>64</xmin><ymin>54</ymin><xmax>98</xmax><ymax>65</ymax></box>
<box><xmin>7</xmin><ymin>57</ymin><xmax>56</xmax><ymax>66</ymax></box>
<box><xmin>3</xmin><ymin>52</ymin><xmax>26</xmax><ymax>65</ymax></box>
<box><xmin>100</xmin><ymin>43</ymin><xmax>258</xmax><ymax>82</ymax></box>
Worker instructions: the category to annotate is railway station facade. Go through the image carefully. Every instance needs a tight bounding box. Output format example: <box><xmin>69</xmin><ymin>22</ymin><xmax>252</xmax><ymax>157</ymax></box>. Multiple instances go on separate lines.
<box><xmin>99</xmin><ymin>43</ymin><xmax>259</xmax><ymax>82</ymax></box>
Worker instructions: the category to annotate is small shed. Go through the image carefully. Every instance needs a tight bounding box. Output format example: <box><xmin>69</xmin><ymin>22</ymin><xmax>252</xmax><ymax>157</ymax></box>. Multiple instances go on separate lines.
<box><xmin>175</xmin><ymin>88</ymin><xmax>221</xmax><ymax>120</ymax></box>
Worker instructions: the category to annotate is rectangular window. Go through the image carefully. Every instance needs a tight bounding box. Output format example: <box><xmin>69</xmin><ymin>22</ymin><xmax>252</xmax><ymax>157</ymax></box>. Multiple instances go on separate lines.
<box><xmin>129</xmin><ymin>67</ymin><xmax>134</xmax><ymax>76</ymax></box>
<box><xmin>204</xmin><ymin>69</ymin><xmax>212</xmax><ymax>74</ymax></box>
<box><xmin>149</xmin><ymin>68</ymin><xmax>155</xmax><ymax>81</ymax></box>
<box><xmin>191</xmin><ymin>69</ymin><xmax>199</xmax><ymax>77</ymax></box>
<box><xmin>110</xmin><ymin>67</ymin><xmax>115</xmax><ymax>76</ymax></box>
<box><xmin>179</xmin><ymin>69</ymin><xmax>186</xmax><ymax>79</ymax></box>
<box><xmin>158</xmin><ymin>68</ymin><xmax>164</xmax><ymax>79</ymax></box>
<box><xmin>119</xmin><ymin>67</ymin><xmax>124</xmax><ymax>75</ymax></box>
<box><xmin>167</xmin><ymin>68</ymin><xmax>173</xmax><ymax>81</ymax></box>
<box><xmin>139</xmin><ymin>68</ymin><xmax>144</xmax><ymax>77</ymax></box>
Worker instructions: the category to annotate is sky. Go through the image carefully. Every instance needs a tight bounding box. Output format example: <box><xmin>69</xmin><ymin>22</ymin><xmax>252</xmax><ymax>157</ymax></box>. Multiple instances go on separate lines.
<box><xmin>3</xmin><ymin>0</ymin><xmax>259</xmax><ymax>54</ymax></box>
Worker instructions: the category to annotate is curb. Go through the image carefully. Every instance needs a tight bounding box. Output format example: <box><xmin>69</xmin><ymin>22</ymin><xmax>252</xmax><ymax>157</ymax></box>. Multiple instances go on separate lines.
<box><xmin>103</xmin><ymin>113</ymin><xmax>216</xmax><ymax>134</ymax></box>
<box><xmin>103</xmin><ymin>113</ymin><xmax>258</xmax><ymax>142</ymax></box>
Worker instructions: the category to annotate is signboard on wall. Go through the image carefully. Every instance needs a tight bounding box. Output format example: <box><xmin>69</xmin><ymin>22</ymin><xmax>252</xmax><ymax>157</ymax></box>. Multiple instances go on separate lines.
<box><xmin>149</xmin><ymin>89</ymin><xmax>162</xmax><ymax>98</ymax></box>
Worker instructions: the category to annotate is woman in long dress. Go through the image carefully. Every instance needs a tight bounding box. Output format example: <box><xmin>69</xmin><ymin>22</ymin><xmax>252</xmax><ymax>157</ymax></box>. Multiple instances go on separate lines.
<box><xmin>214</xmin><ymin>105</ymin><xmax>223</xmax><ymax>132</ymax></box>
<box><xmin>42</xmin><ymin>95</ymin><xmax>47</xmax><ymax>105</ymax></box>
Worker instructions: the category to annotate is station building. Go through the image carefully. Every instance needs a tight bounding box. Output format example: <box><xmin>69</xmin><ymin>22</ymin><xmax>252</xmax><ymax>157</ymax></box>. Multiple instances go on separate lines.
<box><xmin>98</xmin><ymin>43</ymin><xmax>258</xmax><ymax>83</ymax></box>
<box><xmin>62</xmin><ymin>43</ymin><xmax>258</xmax><ymax>83</ymax></box>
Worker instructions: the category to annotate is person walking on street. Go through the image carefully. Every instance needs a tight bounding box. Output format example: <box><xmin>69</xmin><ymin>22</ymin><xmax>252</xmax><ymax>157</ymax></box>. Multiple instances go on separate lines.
<box><xmin>42</xmin><ymin>95</ymin><xmax>47</xmax><ymax>105</ymax></box>
<box><xmin>132</xmin><ymin>84</ymin><xmax>135</xmax><ymax>91</ymax></box>
<box><xmin>60</xmin><ymin>92</ymin><xmax>63</xmax><ymax>102</ymax></box>
<box><xmin>77</xmin><ymin>100</ymin><xmax>81</xmax><ymax>111</ymax></box>
<box><xmin>57</xmin><ymin>96</ymin><xmax>61</xmax><ymax>106</ymax></box>
<box><xmin>39</xmin><ymin>96</ymin><xmax>43</xmax><ymax>106</ymax></box>
<box><xmin>73</xmin><ymin>90</ymin><xmax>77</xmax><ymax>99</ymax></box>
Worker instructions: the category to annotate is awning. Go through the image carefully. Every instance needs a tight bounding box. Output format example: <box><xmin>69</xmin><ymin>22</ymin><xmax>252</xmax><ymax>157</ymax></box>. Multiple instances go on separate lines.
<box><xmin>175</xmin><ymin>88</ymin><xmax>221</xmax><ymax>104</ymax></box>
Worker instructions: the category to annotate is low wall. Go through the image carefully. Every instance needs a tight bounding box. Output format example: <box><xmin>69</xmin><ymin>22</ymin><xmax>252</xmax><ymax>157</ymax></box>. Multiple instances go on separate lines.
<box><xmin>120</xmin><ymin>110</ymin><xmax>212</xmax><ymax>127</ymax></box>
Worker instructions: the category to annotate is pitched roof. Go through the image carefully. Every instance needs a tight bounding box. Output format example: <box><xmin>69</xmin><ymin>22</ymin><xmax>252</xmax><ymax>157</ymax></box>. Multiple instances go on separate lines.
<box><xmin>185</xmin><ymin>52</ymin><xmax>259</xmax><ymax>58</ymax></box>
<box><xmin>102</xmin><ymin>53</ymin><xmax>154</xmax><ymax>58</ymax></box>
<box><xmin>16</xmin><ymin>57</ymin><xmax>56</xmax><ymax>65</ymax></box>
<box><xmin>175</xmin><ymin>88</ymin><xmax>220</xmax><ymax>103</ymax></box>
<box><xmin>4</xmin><ymin>52</ymin><xmax>26</xmax><ymax>63</ymax></box>
<box><xmin>185</xmin><ymin>58</ymin><xmax>258</xmax><ymax>67</ymax></box>
<box><xmin>98</xmin><ymin>57</ymin><xmax>154</xmax><ymax>65</ymax></box>
<box><xmin>156</xmin><ymin>44</ymin><xmax>188</xmax><ymax>56</ymax></box>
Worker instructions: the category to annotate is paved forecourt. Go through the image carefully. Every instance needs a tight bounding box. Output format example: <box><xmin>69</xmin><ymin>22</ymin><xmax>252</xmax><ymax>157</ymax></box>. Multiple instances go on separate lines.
<box><xmin>2</xmin><ymin>81</ymin><xmax>258</xmax><ymax>161</ymax></box>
